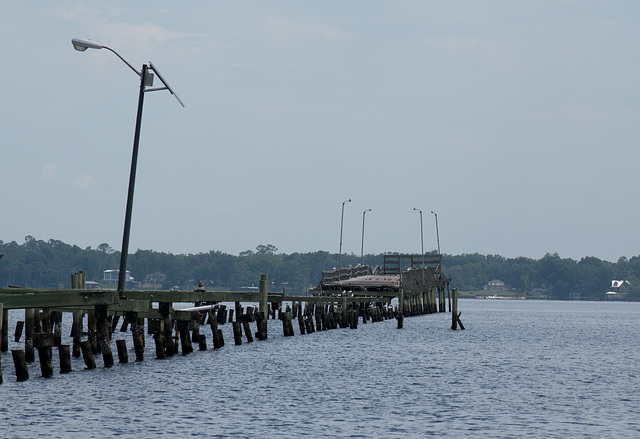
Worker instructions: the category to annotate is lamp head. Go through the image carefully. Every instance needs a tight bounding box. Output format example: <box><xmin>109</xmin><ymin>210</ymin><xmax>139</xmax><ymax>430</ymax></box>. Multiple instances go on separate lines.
<box><xmin>72</xmin><ymin>38</ymin><xmax>103</xmax><ymax>52</ymax></box>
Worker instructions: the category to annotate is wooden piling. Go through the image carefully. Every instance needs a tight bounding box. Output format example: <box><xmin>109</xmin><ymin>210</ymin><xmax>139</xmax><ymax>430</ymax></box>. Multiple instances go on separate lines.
<box><xmin>208</xmin><ymin>309</ymin><xmax>222</xmax><ymax>349</ymax></box>
<box><xmin>87</xmin><ymin>308</ymin><xmax>98</xmax><ymax>354</ymax></box>
<box><xmin>1</xmin><ymin>305</ymin><xmax>7</xmax><ymax>352</ymax></box>
<box><xmin>58</xmin><ymin>345</ymin><xmax>72</xmax><ymax>373</ymax></box>
<box><xmin>24</xmin><ymin>308</ymin><xmax>35</xmax><ymax>362</ymax></box>
<box><xmin>178</xmin><ymin>321</ymin><xmax>193</xmax><ymax>355</ymax></box>
<box><xmin>72</xmin><ymin>310</ymin><xmax>82</xmax><ymax>358</ymax></box>
<box><xmin>298</xmin><ymin>307</ymin><xmax>306</xmax><ymax>335</ymax></box>
<box><xmin>14</xmin><ymin>320</ymin><xmax>24</xmax><ymax>342</ymax></box>
<box><xmin>154</xmin><ymin>333</ymin><xmax>165</xmax><ymax>359</ymax></box>
<box><xmin>242</xmin><ymin>321</ymin><xmax>253</xmax><ymax>343</ymax></box>
<box><xmin>12</xmin><ymin>350</ymin><xmax>29</xmax><ymax>382</ymax></box>
<box><xmin>232</xmin><ymin>321</ymin><xmax>243</xmax><ymax>345</ymax></box>
<box><xmin>451</xmin><ymin>287</ymin><xmax>458</xmax><ymax>330</ymax></box>
<box><xmin>116</xmin><ymin>339</ymin><xmax>128</xmax><ymax>363</ymax></box>
<box><xmin>111</xmin><ymin>315</ymin><xmax>120</xmax><ymax>334</ymax></box>
<box><xmin>80</xmin><ymin>340</ymin><xmax>96</xmax><ymax>369</ymax></box>
<box><xmin>198</xmin><ymin>334</ymin><xmax>207</xmax><ymax>351</ymax></box>
<box><xmin>160</xmin><ymin>302</ymin><xmax>175</xmax><ymax>357</ymax></box>
<box><xmin>38</xmin><ymin>346</ymin><xmax>53</xmax><ymax>378</ymax></box>
<box><xmin>132</xmin><ymin>317</ymin><xmax>145</xmax><ymax>361</ymax></box>
<box><xmin>216</xmin><ymin>305</ymin><xmax>226</xmax><ymax>326</ymax></box>
<box><xmin>52</xmin><ymin>311</ymin><xmax>62</xmax><ymax>346</ymax></box>
<box><xmin>96</xmin><ymin>305</ymin><xmax>114</xmax><ymax>367</ymax></box>
<box><xmin>259</xmin><ymin>274</ymin><xmax>268</xmax><ymax>324</ymax></box>
<box><xmin>0</xmin><ymin>304</ymin><xmax>2</xmax><ymax>383</ymax></box>
<box><xmin>397</xmin><ymin>289</ymin><xmax>404</xmax><ymax>329</ymax></box>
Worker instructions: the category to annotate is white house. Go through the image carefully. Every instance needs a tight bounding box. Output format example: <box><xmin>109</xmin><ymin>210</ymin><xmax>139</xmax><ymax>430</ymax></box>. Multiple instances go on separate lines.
<box><xmin>103</xmin><ymin>269</ymin><xmax>133</xmax><ymax>284</ymax></box>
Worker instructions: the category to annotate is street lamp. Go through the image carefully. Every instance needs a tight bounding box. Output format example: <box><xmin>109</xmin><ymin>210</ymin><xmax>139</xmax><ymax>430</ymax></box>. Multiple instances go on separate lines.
<box><xmin>72</xmin><ymin>38</ymin><xmax>184</xmax><ymax>298</ymax></box>
<box><xmin>338</xmin><ymin>199</ymin><xmax>351</xmax><ymax>273</ymax></box>
<box><xmin>431</xmin><ymin>211</ymin><xmax>441</xmax><ymax>256</ymax></box>
<box><xmin>413</xmin><ymin>208</ymin><xmax>425</xmax><ymax>285</ymax></box>
<box><xmin>360</xmin><ymin>209</ymin><xmax>371</xmax><ymax>266</ymax></box>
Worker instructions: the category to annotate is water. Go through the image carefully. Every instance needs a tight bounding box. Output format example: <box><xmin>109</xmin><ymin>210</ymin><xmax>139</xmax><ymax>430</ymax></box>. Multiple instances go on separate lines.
<box><xmin>2</xmin><ymin>300</ymin><xmax>640</xmax><ymax>438</ymax></box>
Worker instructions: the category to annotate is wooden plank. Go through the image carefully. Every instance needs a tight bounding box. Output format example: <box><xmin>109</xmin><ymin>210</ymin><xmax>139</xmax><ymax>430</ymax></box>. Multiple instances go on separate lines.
<box><xmin>0</xmin><ymin>290</ymin><xmax>118</xmax><ymax>310</ymax></box>
<box><xmin>124</xmin><ymin>289</ymin><xmax>285</xmax><ymax>304</ymax></box>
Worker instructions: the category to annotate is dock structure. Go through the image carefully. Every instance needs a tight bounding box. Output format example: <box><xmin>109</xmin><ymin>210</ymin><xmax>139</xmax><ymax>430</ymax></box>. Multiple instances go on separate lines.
<box><xmin>0</xmin><ymin>256</ymin><xmax>459</xmax><ymax>383</ymax></box>
<box><xmin>314</xmin><ymin>254</ymin><xmax>451</xmax><ymax>327</ymax></box>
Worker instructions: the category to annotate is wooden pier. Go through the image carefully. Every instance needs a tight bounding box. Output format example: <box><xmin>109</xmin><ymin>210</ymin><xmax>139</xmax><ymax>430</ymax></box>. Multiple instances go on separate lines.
<box><xmin>0</xmin><ymin>255</ymin><xmax>460</xmax><ymax>384</ymax></box>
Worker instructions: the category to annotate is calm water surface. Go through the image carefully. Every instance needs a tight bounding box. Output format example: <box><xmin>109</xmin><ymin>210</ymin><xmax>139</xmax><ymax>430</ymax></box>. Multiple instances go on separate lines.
<box><xmin>1</xmin><ymin>299</ymin><xmax>639</xmax><ymax>438</ymax></box>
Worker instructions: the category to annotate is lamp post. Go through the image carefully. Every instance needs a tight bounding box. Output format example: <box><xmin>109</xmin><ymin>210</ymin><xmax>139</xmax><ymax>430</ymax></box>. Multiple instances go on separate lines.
<box><xmin>413</xmin><ymin>208</ymin><xmax>425</xmax><ymax>285</ymax></box>
<box><xmin>72</xmin><ymin>38</ymin><xmax>184</xmax><ymax>298</ymax></box>
<box><xmin>431</xmin><ymin>211</ymin><xmax>441</xmax><ymax>256</ymax></box>
<box><xmin>338</xmin><ymin>199</ymin><xmax>351</xmax><ymax>273</ymax></box>
<box><xmin>360</xmin><ymin>209</ymin><xmax>371</xmax><ymax>266</ymax></box>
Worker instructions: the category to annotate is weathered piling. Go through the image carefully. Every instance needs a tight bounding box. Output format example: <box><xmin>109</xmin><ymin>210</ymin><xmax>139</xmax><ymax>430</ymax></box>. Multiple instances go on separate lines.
<box><xmin>160</xmin><ymin>302</ymin><xmax>175</xmax><ymax>357</ymax></box>
<box><xmin>96</xmin><ymin>305</ymin><xmax>114</xmax><ymax>367</ymax></box>
<box><xmin>217</xmin><ymin>305</ymin><xmax>227</xmax><ymax>326</ymax></box>
<box><xmin>59</xmin><ymin>345</ymin><xmax>72</xmax><ymax>373</ymax></box>
<box><xmin>72</xmin><ymin>310</ymin><xmax>83</xmax><ymax>358</ymax></box>
<box><xmin>154</xmin><ymin>332</ymin><xmax>165</xmax><ymax>359</ymax></box>
<box><xmin>178</xmin><ymin>320</ymin><xmax>193</xmax><ymax>355</ymax></box>
<box><xmin>1</xmin><ymin>305</ymin><xmax>8</xmax><ymax>352</ymax></box>
<box><xmin>282</xmin><ymin>312</ymin><xmax>295</xmax><ymax>336</ymax></box>
<box><xmin>12</xmin><ymin>350</ymin><xmax>29</xmax><ymax>381</ymax></box>
<box><xmin>52</xmin><ymin>311</ymin><xmax>62</xmax><ymax>346</ymax></box>
<box><xmin>242</xmin><ymin>321</ymin><xmax>253</xmax><ymax>343</ymax></box>
<box><xmin>397</xmin><ymin>289</ymin><xmax>404</xmax><ymax>329</ymax></box>
<box><xmin>24</xmin><ymin>308</ymin><xmax>35</xmax><ymax>362</ymax></box>
<box><xmin>116</xmin><ymin>339</ymin><xmax>128</xmax><ymax>363</ymax></box>
<box><xmin>38</xmin><ymin>345</ymin><xmax>53</xmax><ymax>378</ymax></box>
<box><xmin>132</xmin><ymin>316</ymin><xmax>145</xmax><ymax>361</ymax></box>
<box><xmin>0</xmin><ymin>303</ymin><xmax>3</xmax><ymax>383</ymax></box>
<box><xmin>87</xmin><ymin>308</ymin><xmax>98</xmax><ymax>354</ymax></box>
<box><xmin>232</xmin><ymin>321</ymin><xmax>243</xmax><ymax>345</ymax></box>
<box><xmin>208</xmin><ymin>309</ymin><xmax>222</xmax><ymax>349</ymax></box>
<box><xmin>255</xmin><ymin>274</ymin><xmax>269</xmax><ymax>340</ymax></box>
<box><xmin>298</xmin><ymin>307</ymin><xmax>306</xmax><ymax>335</ymax></box>
<box><xmin>14</xmin><ymin>320</ymin><xmax>24</xmax><ymax>343</ymax></box>
<box><xmin>451</xmin><ymin>287</ymin><xmax>458</xmax><ymax>330</ymax></box>
<box><xmin>198</xmin><ymin>334</ymin><xmax>207</xmax><ymax>351</ymax></box>
<box><xmin>80</xmin><ymin>340</ymin><xmax>96</xmax><ymax>369</ymax></box>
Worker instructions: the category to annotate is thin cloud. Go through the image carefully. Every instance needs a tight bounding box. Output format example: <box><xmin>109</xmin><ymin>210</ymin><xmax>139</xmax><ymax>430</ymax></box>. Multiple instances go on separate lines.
<box><xmin>75</xmin><ymin>174</ymin><xmax>96</xmax><ymax>190</ymax></box>
<box><xmin>422</xmin><ymin>36</ymin><xmax>500</xmax><ymax>57</ymax></box>
<box><xmin>264</xmin><ymin>18</ymin><xmax>341</xmax><ymax>42</ymax></box>
<box><xmin>42</xmin><ymin>162</ymin><xmax>56</xmax><ymax>180</ymax></box>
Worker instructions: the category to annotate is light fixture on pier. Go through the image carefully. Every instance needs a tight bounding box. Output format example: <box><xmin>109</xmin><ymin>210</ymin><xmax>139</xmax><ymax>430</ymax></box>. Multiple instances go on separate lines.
<box><xmin>72</xmin><ymin>37</ymin><xmax>184</xmax><ymax>298</ymax></box>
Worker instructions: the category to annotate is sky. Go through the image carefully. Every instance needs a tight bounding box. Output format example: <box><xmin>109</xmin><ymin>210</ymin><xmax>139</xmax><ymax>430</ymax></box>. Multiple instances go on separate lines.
<box><xmin>1</xmin><ymin>1</ymin><xmax>639</xmax><ymax>262</ymax></box>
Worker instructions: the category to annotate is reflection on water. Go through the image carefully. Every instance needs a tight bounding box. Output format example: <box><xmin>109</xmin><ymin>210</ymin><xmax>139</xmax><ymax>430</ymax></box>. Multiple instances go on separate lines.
<box><xmin>2</xmin><ymin>300</ymin><xmax>640</xmax><ymax>438</ymax></box>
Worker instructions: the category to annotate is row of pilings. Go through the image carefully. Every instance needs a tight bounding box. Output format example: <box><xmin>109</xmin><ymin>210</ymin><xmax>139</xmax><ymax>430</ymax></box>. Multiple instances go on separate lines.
<box><xmin>0</xmin><ymin>274</ymin><xmax>459</xmax><ymax>384</ymax></box>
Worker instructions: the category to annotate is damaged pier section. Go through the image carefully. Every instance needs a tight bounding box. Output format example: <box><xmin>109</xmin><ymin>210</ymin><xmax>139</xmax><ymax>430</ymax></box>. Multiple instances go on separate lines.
<box><xmin>0</xmin><ymin>254</ymin><xmax>461</xmax><ymax>384</ymax></box>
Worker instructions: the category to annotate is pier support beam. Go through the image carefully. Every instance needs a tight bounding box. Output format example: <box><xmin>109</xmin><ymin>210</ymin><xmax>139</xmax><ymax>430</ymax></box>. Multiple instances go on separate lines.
<box><xmin>397</xmin><ymin>289</ymin><xmax>404</xmax><ymax>329</ymax></box>
<box><xmin>1</xmin><ymin>304</ymin><xmax>7</xmax><ymax>353</ymax></box>
<box><xmin>0</xmin><ymin>303</ymin><xmax>3</xmax><ymax>383</ymax></box>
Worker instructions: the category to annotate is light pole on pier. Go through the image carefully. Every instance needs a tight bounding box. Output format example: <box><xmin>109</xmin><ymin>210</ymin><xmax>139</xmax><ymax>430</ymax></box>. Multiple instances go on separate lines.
<box><xmin>360</xmin><ymin>209</ymin><xmax>371</xmax><ymax>266</ymax></box>
<box><xmin>71</xmin><ymin>38</ymin><xmax>184</xmax><ymax>298</ymax></box>
<box><xmin>338</xmin><ymin>199</ymin><xmax>351</xmax><ymax>273</ymax></box>
<box><xmin>431</xmin><ymin>211</ymin><xmax>441</xmax><ymax>256</ymax></box>
<box><xmin>413</xmin><ymin>208</ymin><xmax>425</xmax><ymax>285</ymax></box>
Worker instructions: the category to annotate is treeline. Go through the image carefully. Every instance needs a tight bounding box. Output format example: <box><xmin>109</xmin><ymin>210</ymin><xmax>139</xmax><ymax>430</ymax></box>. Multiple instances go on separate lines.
<box><xmin>1</xmin><ymin>236</ymin><xmax>639</xmax><ymax>300</ymax></box>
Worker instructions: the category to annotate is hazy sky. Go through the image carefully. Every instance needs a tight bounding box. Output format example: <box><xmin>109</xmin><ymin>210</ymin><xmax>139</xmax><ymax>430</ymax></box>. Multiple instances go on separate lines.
<box><xmin>1</xmin><ymin>1</ymin><xmax>639</xmax><ymax>262</ymax></box>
